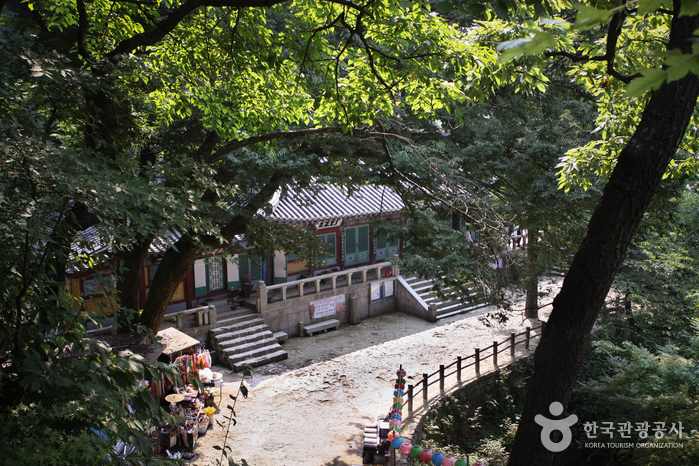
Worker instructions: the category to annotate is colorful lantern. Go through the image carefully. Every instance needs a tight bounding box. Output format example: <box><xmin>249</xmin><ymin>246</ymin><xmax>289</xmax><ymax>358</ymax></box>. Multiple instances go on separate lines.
<box><xmin>431</xmin><ymin>451</ymin><xmax>445</xmax><ymax>465</ymax></box>
<box><xmin>396</xmin><ymin>377</ymin><xmax>406</xmax><ymax>384</ymax></box>
<box><xmin>441</xmin><ymin>455</ymin><xmax>456</xmax><ymax>466</ymax></box>
<box><xmin>399</xmin><ymin>442</ymin><xmax>412</xmax><ymax>456</ymax></box>
<box><xmin>419</xmin><ymin>449</ymin><xmax>433</xmax><ymax>463</ymax></box>
<box><xmin>473</xmin><ymin>462</ymin><xmax>484</xmax><ymax>466</ymax></box>
<box><xmin>389</xmin><ymin>419</ymin><xmax>401</xmax><ymax>428</ymax></box>
<box><xmin>388</xmin><ymin>425</ymin><xmax>402</xmax><ymax>434</ymax></box>
<box><xmin>391</xmin><ymin>437</ymin><xmax>404</xmax><ymax>449</ymax></box>
<box><xmin>394</xmin><ymin>389</ymin><xmax>404</xmax><ymax>397</ymax></box>
<box><xmin>410</xmin><ymin>445</ymin><xmax>423</xmax><ymax>458</ymax></box>
<box><xmin>387</xmin><ymin>430</ymin><xmax>400</xmax><ymax>441</ymax></box>
<box><xmin>397</xmin><ymin>368</ymin><xmax>407</xmax><ymax>378</ymax></box>
<box><xmin>393</xmin><ymin>396</ymin><xmax>404</xmax><ymax>404</ymax></box>
<box><xmin>390</xmin><ymin>413</ymin><xmax>402</xmax><ymax>421</ymax></box>
<box><xmin>392</xmin><ymin>402</ymin><xmax>403</xmax><ymax>409</ymax></box>
<box><xmin>454</xmin><ymin>459</ymin><xmax>469</xmax><ymax>466</ymax></box>
<box><xmin>395</xmin><ymin>383</ymin><xmax>405</xmax><ymax>390</ymax></box>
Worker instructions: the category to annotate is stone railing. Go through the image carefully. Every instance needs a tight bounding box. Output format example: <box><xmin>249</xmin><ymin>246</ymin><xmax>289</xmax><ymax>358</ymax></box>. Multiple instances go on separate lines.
<box><xmin>257</xmin><ymin>263</ymin><xmax>399</xmax><ymax>306</ymax></box>
<box><xmin>166</xmin><ymin>304</ymin><xmax>217</xmax><ymax>332</ymax></box>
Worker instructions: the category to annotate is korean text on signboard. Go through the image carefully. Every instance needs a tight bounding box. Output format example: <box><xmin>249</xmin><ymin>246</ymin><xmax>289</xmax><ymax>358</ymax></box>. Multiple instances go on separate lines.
<box><xmin>310</xmin><ymin>295</ymin><xmax>346</xmax><ymax>319</ymax></box>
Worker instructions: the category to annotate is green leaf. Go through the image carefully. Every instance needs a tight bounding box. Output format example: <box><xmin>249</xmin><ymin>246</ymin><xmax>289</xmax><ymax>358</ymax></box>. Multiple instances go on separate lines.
<box><xmin>638</xmin><ymin>0</ymin><xmax>668</xmax><ymax>14</ymax></box>
<box><xmin>435</xmin><ymin>1</ymin><xmax>453</xmax><ymax>15</ymax></box>
<box><xmin>573</xmin><ymin>4</ymin><xmax>613</xmax><ymax>31</ymax></box>
<box><xmin>626</xmin><ymin>68</ymin><xmax>668</xmax><ymax>97</ymax></box>
<box><xmin>680</xmin><ymin>0</ymin><xmax>699</xmax><ymax>16</ymax></box>
<box><xmin>240</xmin><ymin>384</ymin><xmax>249</xmax><ymax>398</ymax></box>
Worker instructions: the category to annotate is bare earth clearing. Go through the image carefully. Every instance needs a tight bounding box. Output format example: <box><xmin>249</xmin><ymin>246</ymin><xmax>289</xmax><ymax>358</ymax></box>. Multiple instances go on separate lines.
<box><xmin>192</xmin><ymin>279</ymin><xmax>560</xmax><ymax>466</ymax></box>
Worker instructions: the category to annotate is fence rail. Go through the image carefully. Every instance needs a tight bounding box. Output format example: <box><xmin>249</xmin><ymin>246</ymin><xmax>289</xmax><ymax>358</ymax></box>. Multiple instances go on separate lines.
<box><xmin>405</xmin><ymin>321</ymin><xmax>546</xmax><ymax>413</ymax></box>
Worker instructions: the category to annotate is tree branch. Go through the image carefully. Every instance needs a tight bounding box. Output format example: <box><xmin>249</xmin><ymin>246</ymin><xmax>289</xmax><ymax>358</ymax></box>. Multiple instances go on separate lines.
<box><xmin>105</xmin><ymin>0</ymin><xmax>364</xmax><ymax>58</ymax></box>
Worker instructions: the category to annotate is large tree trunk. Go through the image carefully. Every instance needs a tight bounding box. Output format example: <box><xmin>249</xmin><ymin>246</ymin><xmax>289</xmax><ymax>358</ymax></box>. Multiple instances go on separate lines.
<box><xmin>139</xmin><ymin>235</ymin><xmax>200</xmax><ymax>334</ymax></box>
<box><xmin>114</xmin><ymin>235</ymin><xmax>154</xmax><ymax>333</ymax></box>
<box><xmin>507</xmin><ymin>8</ymin><xmax>699</xmax><ymax>465</ymax></box>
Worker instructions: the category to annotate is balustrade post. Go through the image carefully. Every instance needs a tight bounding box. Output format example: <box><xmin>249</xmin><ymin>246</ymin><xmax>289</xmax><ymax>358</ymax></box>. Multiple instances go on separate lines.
<box><xmin>408</xmin><ymin>384</ymin><xmax>414</xmax><ymax>413</ymax></box>
<box><xmin>493</xmin><ymin>340</ymin><xmax>498</xmax><ymax>366</ymax></box>
<box><xmin>541</xmin><ymin>320</ymin><xmax>547</xmax><ymax>334</ymax></box>
<box><xmin>208</xmin><ymin>304</ymin><xmax>217</xmax><ymax>326</ymax></box>
<box><xmin>298</xmin><ymin>282</ymin><xmax>304</xmax><ymax>297</ymax></box>
<box><xmin>525</xmin><ymin>327</ymin><xmax>531</xmax><ymax>350</ymax></box>
<box><xmin>346</xmin><ymin>272</ymin><xmax>352</xmax><ymax>287</ymax></box>
<box><xmin>422</xmin><ymin>373</ymin><xmax>428</xmax><ymax>402</ymax></box>
<box><xmin>331</xmin><ymin>275</ymin><xmax>337</xmax><ymax>290</ymax></box>
<box><xmin>281</xmin><ymin>286</ymin><xmax>287</xmax><ymax>301</ymax></box>
<box><xmin>475</xmin><ymin>348</ymin><xmax>480</xmax><ymax>376</ymax></box>
<box><xmin>457</xmin><ymin>356</ymin><xmax>462</xmax><ymax>382</ymax></box>
<box><xmin>362</xmin><ymin>269</ymin><xmax>368</xmax><ymax>283</ymax></box>
<box><xmin>439</xmin><ymin>365</ymin><xmax>445</xmax><ymax>392</ymax></box>
<box><xmin>314</xmin><ymin>278</ymin><xmax>321</xmax><ymax>293</ymax></box>
<box><xmin>510</xmin><ymin>332</ymin><xmax>516</xmax><ymax>357</ymax></box>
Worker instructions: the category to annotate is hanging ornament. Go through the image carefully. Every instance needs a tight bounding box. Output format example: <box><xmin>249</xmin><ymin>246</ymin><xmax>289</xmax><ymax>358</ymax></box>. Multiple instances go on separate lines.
<box><xmin>431</xmin><ymin>451</ymin><xmax>445</xmax><ymax>465</ymax></box>
<box><xmin>393</xmin><ymin>396</ymin><xmax>404</xmax><ymax>404</ymax></box>
<box><xmin>395</xmin><ymin>382</ymin><xmax>405</xmax><ymax>390</ymax></box>
<box><xmin>454</xmin><ymin>459</ymin><xmax>469</xmax><ymax>466</ymax></box>
<box><xmin>473</xmin><ymin>462</ymin><xmax>484</xmax><ymax>466</ymax></box>
<box><xmin>390</xmin><ymin>413</ymin><xmax>402</xmax><ymax>421</ymax></box>
<box><xmin>441</xmin><ymin>456</ymin><xmax>456</xmax><ymax>466</ymax></box>
<box><xmin>410</xmin><ymin>445</ymin><xmax>424</xmax><ymax>458</ymax></box>
<box><xmin>392</xmin><ymin>402</ymin><xmax>403</xmax><ymax>409</ymax></box>
<box><xmin>387</xmin><ymin>430</ymin><xmax>400</xmax><ymax>441</ymax></box>
<box><xmin>391</xmin><ymin>437</ymin><xmax>404</xmax><ymax>449</ymax></box>
<box><xmin>389</xmin><ymin>419</ymin><xmax>401</xmax><ymax>428</ymax></box>
<box><xmin>388</xmin><ymin>425</ymin><xmax>402</xmax><ymax>434</ymax></box>
<box><xmin>394</xmin><ymin>389</ymin><xmax>404</xmax><ymax>397</ymax></box>
<box><xmin>400</xmin><ymin>442</ymin><xmax>412</xmax><ymax>456</ymax></box>
<box><xmin>397</xmin><ymin>368</ymin><xmax>407</xmax><ymax>378</ymax></box>
<box><xmin>419</xmin><ymin>449</ymin><xmax>433</xmax><ymax>463</ymax></box>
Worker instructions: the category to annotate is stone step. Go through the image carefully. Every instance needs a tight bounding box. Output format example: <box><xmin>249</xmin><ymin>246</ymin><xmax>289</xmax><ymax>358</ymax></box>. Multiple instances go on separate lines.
<box><xmin>221</xmin><ymin>335</ymin><xmax>279</xmax><ymax>356</ymax></box>
<box><xmin>215</xmin><ymin>310</ymin><xmax>259</xmax><ymax>328</ymax></box>
<box><xmin>273</xmin><ymin>331</ymin><xmax>288</xmax><ymax>342</ymax></box>
<box><xmin>218</xmin><ymin>328</ymin><xmax>274</xmax><ymax>350</ymax></box>
<box><xmin>232</xmin><ymin>349</ymin><xmax>288</xmax><ymax>372</ymax></box>
<box><xmin>227</xmin><ymin>343</ymin><xmax>285</xmax><ymax>365</ymax></box>
<box><xmin>436</xmin><ymin>302</ymin><xmax>489</xmax><ymax>319</ymax></box>
<box><xmin>214</xmin><ymin>323</ymin><xmax>270</xmax><ymax>344</ymax></box>
<box><xmin>210</xmin><ymin>317</ymin><xmax>264</xmax><ymax>337</ymax></box>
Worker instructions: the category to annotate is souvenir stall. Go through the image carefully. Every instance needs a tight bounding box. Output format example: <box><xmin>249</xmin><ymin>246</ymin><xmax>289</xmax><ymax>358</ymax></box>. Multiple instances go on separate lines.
<box><xmin>151</xmin><ymin>328</ymin><xmax>223</xmax><ymax>458</ymax></box>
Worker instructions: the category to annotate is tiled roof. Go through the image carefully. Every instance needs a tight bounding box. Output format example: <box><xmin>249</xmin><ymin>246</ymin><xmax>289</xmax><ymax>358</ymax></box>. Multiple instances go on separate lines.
<box><xmin>269</xmin><ymin>184</ymin><xmax>404</xmax><ymax>223</ymax></box>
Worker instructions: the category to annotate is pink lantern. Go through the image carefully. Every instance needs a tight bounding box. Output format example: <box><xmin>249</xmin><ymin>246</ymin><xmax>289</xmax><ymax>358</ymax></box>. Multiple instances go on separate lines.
<box><xmin>389</xmin><ymin>419</ymin><xmax>402</xmax><ymax>428</ymax></box>
<box><xmin>400</xmin><ymin>442</ymin><xmax>412</xmax><ymax>456</ymax></box>
<box><xmin>441</xmin><ymin>456</ymin><xmax>456</xmax><ymax>466</ymax></box>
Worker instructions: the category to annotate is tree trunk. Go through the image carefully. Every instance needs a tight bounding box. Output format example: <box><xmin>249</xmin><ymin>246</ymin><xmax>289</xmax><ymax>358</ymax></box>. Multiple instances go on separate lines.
<box><xmin>524</xmin><ymin>239</ymin><xmax>538</xmax><ymax>319</ymax></box>
<box><xmin>507</xmin><ymin>8</ymin><xmax>699</xmax><ymax>465</ymax></box>
<box><xmin>139</xmin><ymin>235</ymin><xmax>200</xmax><ymax>334</ymax></box>
<box><xmin>114</xmin><ymin>235</ymin><xmax>154</xmax><ymax>333</ymax></box>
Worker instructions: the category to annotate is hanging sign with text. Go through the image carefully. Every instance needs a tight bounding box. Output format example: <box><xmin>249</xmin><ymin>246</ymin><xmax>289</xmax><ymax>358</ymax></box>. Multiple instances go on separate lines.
<box><xmin>310</xmin><ymin>295</ymin><xmax>346</xmax><ymax>319</ymax></box>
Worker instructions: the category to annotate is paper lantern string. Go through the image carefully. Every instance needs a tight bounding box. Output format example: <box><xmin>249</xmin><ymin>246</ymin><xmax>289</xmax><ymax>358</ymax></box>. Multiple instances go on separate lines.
<box><xmin>387</xmin><ymin>365</ymin><xmax>485</xmax><ymax>466</ymax></box>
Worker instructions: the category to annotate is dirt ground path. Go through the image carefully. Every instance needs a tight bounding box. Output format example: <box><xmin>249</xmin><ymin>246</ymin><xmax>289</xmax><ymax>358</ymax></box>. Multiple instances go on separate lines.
<box><xmin>192</xmin><ymin>278</ymin><xmax>560</xmax><ymax>466</ymax></box>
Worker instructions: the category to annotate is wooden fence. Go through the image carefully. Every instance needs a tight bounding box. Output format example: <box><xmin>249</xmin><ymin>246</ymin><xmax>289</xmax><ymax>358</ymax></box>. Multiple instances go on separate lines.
<box><xmin>405</xmin><ymin>321</ymin><xmax>546</xmax><ymax>413</ymax></box>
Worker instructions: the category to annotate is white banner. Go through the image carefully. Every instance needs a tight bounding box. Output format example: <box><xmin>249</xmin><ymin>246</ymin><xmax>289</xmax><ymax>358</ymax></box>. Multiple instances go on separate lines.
<box><xmin>310</xmin><ymin>295</ymin><xmax>346</xmax><ymax>319</ymax></box>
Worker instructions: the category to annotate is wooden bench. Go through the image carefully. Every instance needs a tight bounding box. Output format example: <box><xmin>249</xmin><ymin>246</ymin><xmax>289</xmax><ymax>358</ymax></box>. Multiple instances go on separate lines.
<box><xmin>303</xmin><ymin>319</ymin><xmax>340</xmax><ymax>336</ymax></box>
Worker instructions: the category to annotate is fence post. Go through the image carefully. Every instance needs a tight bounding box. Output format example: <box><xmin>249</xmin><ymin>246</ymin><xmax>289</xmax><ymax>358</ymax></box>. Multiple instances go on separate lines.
<box><xmin>475</xmin><ymin>348</ymin><xmax>480</xmax><ymax>376</ymax></box>
<box><xmin>408</xmin><ymin>384</ymin><xmax>414</xmax><ymax>413</ymax></box>
<box><xmin>541</xmin><ymin>320</ymin><xmax>547</xmax><ymax>334</ymax></box>
<box><xmin>510</xmin><ymin>332</ymin><xmax>516</xmax><ymax>357</ymax></box>
<box><xmin>525</xmin><ymin>327</ymin><xmax>531</xmax><ymax>350</ymax></box>
<box><xmin>457</xmin><ymin>356</ymin><xmax>462</xmax><ymax>383</ymax></box>
<box><xmin>493</xmin><ymin>340</ymin><xmax>498</xmax><ymax>366</ymax></box>
<box><xmin>423</xmin><ymin>373</ymin><xmax>428</xmax><ymax>402</ymax></box>
<box><xmin>439</xmin><ymin>365</ymin><xmax>445</xmax><ymax>392</ymax></box>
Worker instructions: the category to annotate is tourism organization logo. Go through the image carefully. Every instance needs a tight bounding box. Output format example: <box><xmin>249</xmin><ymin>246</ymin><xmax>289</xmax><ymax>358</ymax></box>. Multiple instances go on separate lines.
<box><xmin>535</xmin><ymin>401</ymin><xmax>685</xmax><ymax>452</ymax></box>
<box><xmin>535</xmin><ymin>402</ymin><xmax>578</xmax><ymax>452</ymax></box>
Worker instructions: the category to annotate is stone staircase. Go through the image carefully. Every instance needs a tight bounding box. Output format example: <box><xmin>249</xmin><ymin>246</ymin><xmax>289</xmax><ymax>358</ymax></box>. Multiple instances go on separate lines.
<box><xmin>402</xmin><ymin>276</ymin><xmax>488</xmax><ymax>319</ymax></box>
<box><xmin>207</xmin><ymin>299</ymin><xmax>288</xmax><ymax>371</ymax></box>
